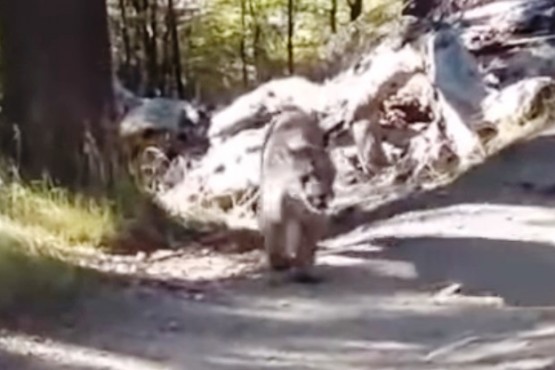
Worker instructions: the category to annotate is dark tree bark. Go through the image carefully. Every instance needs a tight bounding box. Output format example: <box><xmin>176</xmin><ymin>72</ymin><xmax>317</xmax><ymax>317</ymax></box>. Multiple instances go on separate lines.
<box><xmin>117</xmin><ymin>0</ymin><xmax>142</xmax><ymax>93</ymax></box>
<box><xmin>287</xmin><ymin>0</ymin><xmax>295</xmax><ymax>74</ymax></box>
<box><xmin>330</xmin><ymin>0</ymin><xmax>337</xmax><ymax>33</ymax></box>
<box><xmin>161</xmin><ymin>20</ymin><xmax>172</xmax><ymax>96</ymax></box>
<box><xmin>347</xmin><ymin>0</ymin><xmax>363</xmax><ymax>21</ymax></box>
<box><xmin>182</xmin><ymin>24</ymin><xmax>195</xmax><ymax>99</ymax></box>
<box><xmin>248</xmin><ymin>0</ymin><xmax>263</xmax><ymax>82</ymax></box>
<box><xmin>252</xmin><ymin>24</ymin><xmax>262</xmax><ymax>82</ymax></box>
<box><xmin>149</xmin><ymin>0</ymin><xmax>160</xmax><ymax>93</ymax></box>
<box><xmin>131</xmin><ymin>0</ymin><xmax>159</xmax><ymax>96</ymax></box>
<box><xmin>0</xmin><ymin>0</ymin><xmax>116</xmax><ymax>189</ymax></box>
<box><xmin>118</xmin><ymin>0</ymin><xmax>132</xmax><ymax>70</ymax></box>
<box><xmin>167</xmin><ymin>0</ymin><xmax>185</xmax><ymax>98</ymax></box>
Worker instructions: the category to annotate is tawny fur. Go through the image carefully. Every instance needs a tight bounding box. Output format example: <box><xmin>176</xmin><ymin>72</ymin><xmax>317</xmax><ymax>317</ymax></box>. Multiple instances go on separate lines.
<box><xmin>258</xmin><ymin>107</ymin><xmax>336</xmax><ymax>282</ymax></box>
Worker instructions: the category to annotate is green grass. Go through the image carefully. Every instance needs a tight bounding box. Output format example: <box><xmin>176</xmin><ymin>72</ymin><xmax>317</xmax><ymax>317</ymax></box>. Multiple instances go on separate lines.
<box><xmin>0</xmin><ymin>169</ymin><xmax>132</xmax><ymax>316</ymax></box>
<box><xmin>0</xmin><ymin>161</ymin><xmax>220</xmax><ymax>315</ymax></box>
<box><xmin>0</xmin><ymin>180</ymin><xmax>119</xmax><ymax>247</ymax></box>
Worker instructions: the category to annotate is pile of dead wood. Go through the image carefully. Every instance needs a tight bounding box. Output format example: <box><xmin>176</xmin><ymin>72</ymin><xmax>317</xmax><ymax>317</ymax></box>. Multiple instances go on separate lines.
<box><xmin>159</xmin><ymin>7</ymin><xmax>554</xmax><ymax>217</ymax></box>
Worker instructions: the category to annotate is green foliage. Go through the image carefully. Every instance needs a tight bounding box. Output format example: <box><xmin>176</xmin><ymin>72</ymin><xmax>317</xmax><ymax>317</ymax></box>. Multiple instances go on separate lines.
<box><xmin>108</xmin><ymin>0</ymin><xmax>403</xmax><ymax>102</ymax></box>
<box><xmin>185</xmin><ymin>0</ymin><xmax>402</xmax><ymax>99</ymax></box>
<box><xmin>321</xmin><ymin>0</ymin><xmax>404</xmax><ymax>74</ymax></box>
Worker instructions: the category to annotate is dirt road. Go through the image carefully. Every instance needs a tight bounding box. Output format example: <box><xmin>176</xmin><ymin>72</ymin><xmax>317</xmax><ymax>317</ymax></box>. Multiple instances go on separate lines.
<box><xmin>3</xmin><ymin>132</ymin><xmax>555</xmax><ymax>369</ymax></box>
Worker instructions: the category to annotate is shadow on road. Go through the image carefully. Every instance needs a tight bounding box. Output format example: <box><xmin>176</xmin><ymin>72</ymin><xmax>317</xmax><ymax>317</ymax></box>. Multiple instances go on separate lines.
<box><xmin>330</xmin><ymin>133</ymin><xmax>555</xmax><ymax>238</ymax></box>
<box><xmin>335</xmin><ymin>236</ymin><xmax>555</xmax><ymax>307</ymax></box>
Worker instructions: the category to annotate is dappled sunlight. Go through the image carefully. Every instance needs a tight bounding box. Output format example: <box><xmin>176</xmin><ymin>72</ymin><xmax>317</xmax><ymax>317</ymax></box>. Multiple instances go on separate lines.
<box><xmin>1</xmin><ymin>0</ymin><xmax>554</xmax><ymax>367</ymax></box>
<box><xmin>422</xmin><ymin>320</ymin><xmax>555</xmax><ymax>367</ymax></box>
<box><xmin>373</xmin><ymin>237</ymin><xmax>555</xmax><ymax>306</ymax></box>
<box><xmin>435</xmin><ymin>338</ymin><xmax>529</xmax><ymax>363</ymax></box>
<box><xmin>319</xmin><ymin>253</ymin><xmax>418</xmax><ymax>280</ymax></box>
<box><xmin>320</xmin><ymin>199</ymin><xmax>555</xmax><ymax>306</ymax></box>
<box><xmin>208</xmin><ymin>337</ymin><xmax>424</xmax><ymax>370</ymax></box>
<box><xmin>517</xmin><ymin>324</ymin><xmax>555</xmax><ymax>339</ymax></box>
<box><xmin>204</xmin><ymin>290</ymin><xmax>448</xmax><ymax>324</ymax></box>
<box><xmin>328</xmin><ymin>203</ymin><xmax>555</xmax><ymax>248</ymax></box>
<box><xmin>202</xmin><ymin>308</ymin><xmax>555</xmax><ymax>369</ymax></box>
<box><xmin>0</xmin><ymin>332</ymin><xmax>169</xmax><ymax>370</ymax></box>
<box><xmin>6</xmin><ymin>255</ymin><xmax>553</xmax><ymax>369</ymax></box>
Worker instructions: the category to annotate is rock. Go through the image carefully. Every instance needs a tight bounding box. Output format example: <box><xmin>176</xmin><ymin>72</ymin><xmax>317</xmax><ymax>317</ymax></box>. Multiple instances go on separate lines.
<box><xmin>208</xmin><ymin>76</ymin><xmax>322</xmax><ymax>140</ymax></box>
<box><xmin>119</xmin><ymin>97</ymin><xmax>209</xmax><ymax>140</ymax></box>
<box><xmin>160</xmin><ymin>10</ymin><xmax>555</xmax><ymax>220</ymax></box>
<box><xmin>454</xmin><ymin>0</ymin><xmax>555</xmax><ymax>86</ymax></box>
<box><xmin>113</xmin><ymin>78</ymin><xmax>142</xmax><ymax>118</ymax></box>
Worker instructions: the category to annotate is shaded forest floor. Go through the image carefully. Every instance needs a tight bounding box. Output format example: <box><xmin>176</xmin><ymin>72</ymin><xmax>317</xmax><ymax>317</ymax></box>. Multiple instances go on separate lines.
<box><xmin>4</xmin><ymin>130</ymin><xmax>555</xmax><ymax>369</ymax></box>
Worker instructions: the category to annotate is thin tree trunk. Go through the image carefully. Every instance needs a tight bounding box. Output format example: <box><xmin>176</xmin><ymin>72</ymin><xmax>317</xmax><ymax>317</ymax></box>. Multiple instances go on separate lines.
<box><xmin>330</xmin><ymin>0</ymin><xmax>337</xmax><ymax>33</ymax></box>
<box><xmin>347</xmin><ymin>0</ymin><xmax>363</xmax><ymax>21</ymax></box>
<box><xmin>252</xmin><ymin>24</ymin><xmax>262</xmax><ymax>82</ymax></box>
<box><xmin>0</xmin><ymin>0</ymin><xmax>115</xmax><ymax>189</ymax></box>
<box><xmin>183</xmin><ymin>25</ymin><xmax>194</xmax><ymax>99</ymax></box>
<box><xmin>161</xmin><ymin>23</ymin><xmax>172</xmax><ymax>96</ymax></box>
<box><xmin>128</xmin><ymin>0</ymin><xmax>144</xmax><ymax>93</ymax></box>
<box><xmin>132</xmin><ymin>0</ymin><xmax>158</xmax><ymax>96</ymax></box>
<box><xmin>149</xmin><ymin>0</ymin><xmax>160</xmax><ymax>94</ymax></box>
<box><xmin>118</xmin><ymin>0</ymin><xmax>133</xmax><ymax>73</ymax></box>
<box><xmin>248</xmin><ymin>0</ymin><xmax>262</xmax><ymax>82</ymax></box>
<box><xmin>167</xmin><ymin>0</ymin><xmax>185</xmax><ymax>98</ymax></box>
<box><xmin>239</xmin><ymin>0</ymin><xmax>249</xmax><ymax>87</ymax></box>
<box><xmin>287</xmin><ymin>0</ymin><xmax>295</xmax><ymax>74</ymax></box>
<box><xmin>131</xmin><ymin>0</ymin><xmax>148</xmax><ymax>94</ymax></box>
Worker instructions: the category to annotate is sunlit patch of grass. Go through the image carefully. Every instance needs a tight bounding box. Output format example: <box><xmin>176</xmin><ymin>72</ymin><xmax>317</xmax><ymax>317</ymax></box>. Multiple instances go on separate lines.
<box><xmin>0</xmin><ymin>157</ymin><xmax>236</xmax><ymax>313</ymax></box>
<box><xmin>0</xmin><ymin>162</ymin><xmax>126</xmax><ymax>317</ymax></box>
<box><xmin>0</xmin><ymin>180</ymin><xmax>119</xmax><ymax>247</ymax></box>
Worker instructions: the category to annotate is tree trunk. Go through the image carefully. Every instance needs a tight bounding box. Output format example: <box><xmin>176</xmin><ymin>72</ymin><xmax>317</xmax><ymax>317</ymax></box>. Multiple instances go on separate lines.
<box><xmin>347</xmin><ymin>0</ymin><xmax>363</xmax><ymax>21</ymax></box>
<box><xmin>330</xmin><ymin>0</ymin><xmax>337</xmax><ymax>33</ymax></box>
<box><xmin>0</xmin><ymin>0</ymin><xmax>116</xmax><ymax>189</ymax></box>
<box><xmin>118</xmin><ymin>0</ymin><xmax>141</xmax><ymax>92</ymax></box>
<box><xmin>239</xmin><ymin>0</ymin><xmax>249</xmax><ymax>87</ymax></box>
<box><xmin>167</xmin><ymin>0</ymin><xmax>185</xmax><ymax>99</ymax></box>
<box><xmin>132</xmin><ymin>0</ymin><xmax>158</xmax><ymax>96</ymax></box>
<box><xmin>118</xmin><ymin>0</ymin><xmax>133</xmax><ymax>75</ymax></box>
<box><xmin>161</xmin><ymin>22</ymin><xmax>172</xmax><ymax>96</ymax></box>
<box><xmin>149</xmin><ymin>0</ymin><xmax>160</xmax><ymax>94</ymax></box>
<box><xmin>182</xmin><ymin>25</ymin><xmax>195</xmax><ymax>99</ymax></box>
<box><xmin>287</xmin><ymin>0</ymin><xmax>295</xmax><ymax>74</ymax></box>
<box><xmin>248</xmin><ymin>0</ymin><xmax>263</xmax><ymax>82</ymax></box>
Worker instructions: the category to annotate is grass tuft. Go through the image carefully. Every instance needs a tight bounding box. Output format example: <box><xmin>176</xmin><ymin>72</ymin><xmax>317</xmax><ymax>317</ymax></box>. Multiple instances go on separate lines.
<box><xmin>0</xmin><ymin>167</ymin><xmax>128</xmax><ymax>316</ymax></box>
<box><xmin>0</xmin><ymin>181</ymin><xmax>118</xmax><ymax>247</ymax></box>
